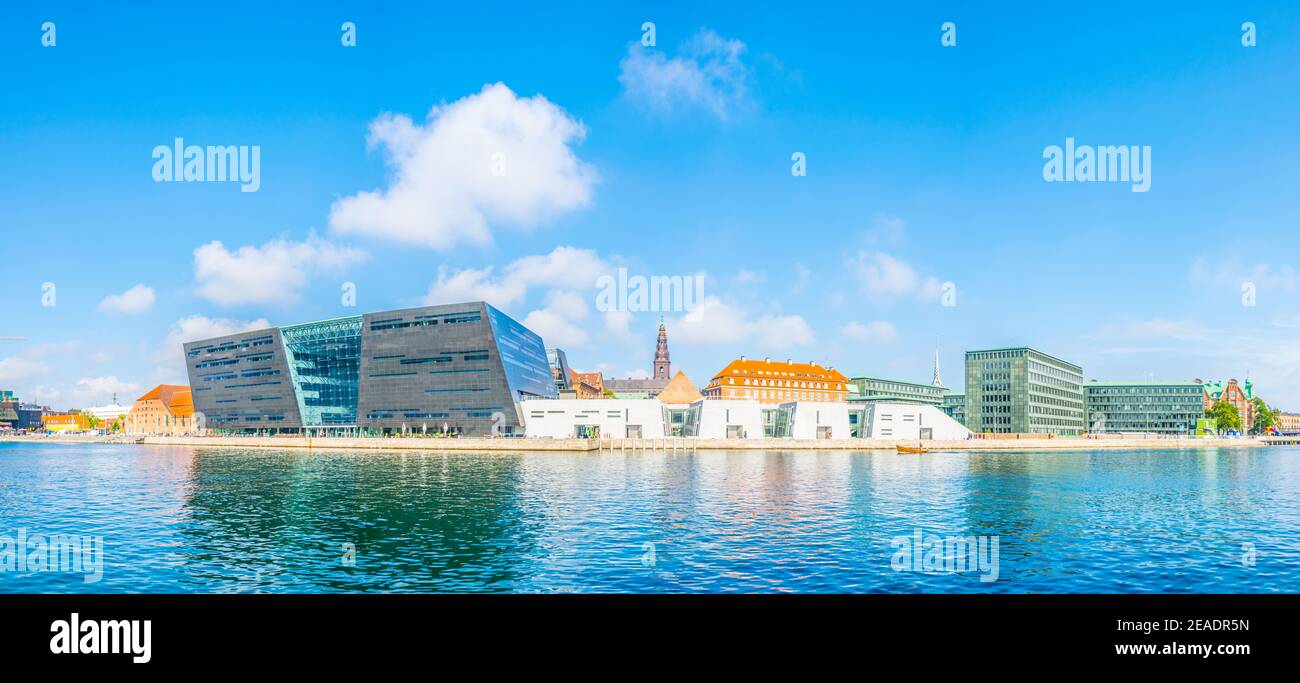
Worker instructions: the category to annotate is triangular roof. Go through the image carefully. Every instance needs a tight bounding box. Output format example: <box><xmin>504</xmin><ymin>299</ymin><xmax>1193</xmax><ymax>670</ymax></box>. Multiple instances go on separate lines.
<box><xmin>136</xmin><ymin>384</ymin><xmax>194</xmax><ymax>417</ymax></box>
<box><xmin>657</xmin><ymin>371</ymin><xmax>702</xmax><ymax>404</ymax></box>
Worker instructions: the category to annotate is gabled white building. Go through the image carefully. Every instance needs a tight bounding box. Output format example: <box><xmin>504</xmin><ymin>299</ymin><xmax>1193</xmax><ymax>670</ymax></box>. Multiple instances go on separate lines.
<box><xmin>693</xmin><ymin>399</ymin><xmax>764</xmax><ymax>439</ymax></box>
<box><xmin>521</xmin><ymin>399</ymin><xmax>667</xmax><ymax>439</ymax></box>
<box><xmin>784</xmin><ymin>401</ymin><xmax>851</xmax><ymax>439</ymax></box>
<box><xmin>862</xmin><ymin>402</ymin><xmax>971</xmax><ymax>440</ymax></box>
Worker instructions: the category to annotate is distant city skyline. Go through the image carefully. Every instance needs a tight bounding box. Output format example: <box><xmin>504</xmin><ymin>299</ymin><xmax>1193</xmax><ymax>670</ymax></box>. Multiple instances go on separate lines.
<box><xmin>3</xmin><ymin>3</ymin><xmax>1299</xmax><ymax>411</ymax></box>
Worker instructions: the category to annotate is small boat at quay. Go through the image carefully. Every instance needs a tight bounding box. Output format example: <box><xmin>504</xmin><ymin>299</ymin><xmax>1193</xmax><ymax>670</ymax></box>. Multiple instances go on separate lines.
<box><xmin>896</xmin><ymin>445</ymin><xmax>929</xmax><ymax>454</ymax></box>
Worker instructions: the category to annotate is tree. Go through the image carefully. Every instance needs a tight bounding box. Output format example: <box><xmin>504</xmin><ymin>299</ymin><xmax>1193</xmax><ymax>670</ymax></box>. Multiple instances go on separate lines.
<box><xmin>1251</xmin><ymin>397</ymin><xmax>1275</xmax><ymax>434</ymax></box>
<box><xmin>1207</xmin><ymin>401</ymin><xmax>1242</xmax><ymax>433</ymax></box>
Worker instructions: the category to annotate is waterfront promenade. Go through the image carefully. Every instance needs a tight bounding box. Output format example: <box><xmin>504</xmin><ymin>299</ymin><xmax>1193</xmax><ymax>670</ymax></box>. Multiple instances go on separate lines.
<box><xmin>1</xmin><ymin>434</ymin><xmax>1269</xmax><ymax>452</ymax></box>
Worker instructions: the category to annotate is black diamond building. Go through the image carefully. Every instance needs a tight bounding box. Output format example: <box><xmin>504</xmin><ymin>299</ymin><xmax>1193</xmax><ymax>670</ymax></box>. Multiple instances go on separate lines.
<box><xmin>183</xmin><ymin>302</ymin><xmax>557</xmax><ymax>436</ymax></box>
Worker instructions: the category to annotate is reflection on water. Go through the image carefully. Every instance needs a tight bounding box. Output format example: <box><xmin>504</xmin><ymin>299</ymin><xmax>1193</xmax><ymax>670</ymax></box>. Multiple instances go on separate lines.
<box><xmin>1</xmin><ymin>442</ymin><xmax>1298</xmax><ymax>593</ymax></box>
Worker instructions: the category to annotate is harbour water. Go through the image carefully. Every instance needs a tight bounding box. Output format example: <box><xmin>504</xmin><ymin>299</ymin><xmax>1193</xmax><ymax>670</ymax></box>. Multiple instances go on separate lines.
<box><xmin>1</xmin><ymin>441</ymin><xmax>1297</xmax><ymax>593</ymax></box>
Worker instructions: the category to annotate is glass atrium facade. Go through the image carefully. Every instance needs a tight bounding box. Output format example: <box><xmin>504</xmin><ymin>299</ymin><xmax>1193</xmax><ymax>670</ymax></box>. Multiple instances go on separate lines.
<box><xmin>281</xmin><ymin>316</ymin><xmax>363</xmax><ymax>427</ymax></box>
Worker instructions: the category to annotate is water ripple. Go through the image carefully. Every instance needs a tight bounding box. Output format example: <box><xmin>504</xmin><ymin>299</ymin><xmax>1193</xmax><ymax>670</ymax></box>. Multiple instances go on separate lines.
<box><xmin>0</xmin><ymin>443</ymin><xmax>1297</xmax><ymax>593</ymax></box>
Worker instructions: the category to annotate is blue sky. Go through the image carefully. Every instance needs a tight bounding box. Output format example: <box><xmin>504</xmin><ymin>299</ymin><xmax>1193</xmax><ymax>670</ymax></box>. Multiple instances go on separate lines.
<box><xmin>3</xmin><ymin>1</ymin><xmax>1299</xmax><ymax>410</ymax></box>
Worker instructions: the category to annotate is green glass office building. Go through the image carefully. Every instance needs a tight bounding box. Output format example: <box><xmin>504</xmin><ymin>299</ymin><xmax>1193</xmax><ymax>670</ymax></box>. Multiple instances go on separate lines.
<box><xmin>848</xmin><ymin>376</ymin><xmax>947</xmax><ymax>406</ymax></box>
<box><xmin>964</xmin><ymin>347</ymin><xmax>1085</xmax><ymax>436</ymax></box>
<box><xmin>941</xmin><ymin>393</ymin><xmax>966</xmax><ymax>425</ymax></box>
<box><xmin>1083</xmin><ymin>381</ymin><xmax>1203</xmax><ymax>435</ymax></box>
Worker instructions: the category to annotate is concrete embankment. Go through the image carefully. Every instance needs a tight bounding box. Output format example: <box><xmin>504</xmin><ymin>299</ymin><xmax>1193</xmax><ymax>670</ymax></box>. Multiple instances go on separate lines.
<box><xmin>2</xmin><ymin>434</ymin><xmax>1268</xmax><ymax>452</ymax></box>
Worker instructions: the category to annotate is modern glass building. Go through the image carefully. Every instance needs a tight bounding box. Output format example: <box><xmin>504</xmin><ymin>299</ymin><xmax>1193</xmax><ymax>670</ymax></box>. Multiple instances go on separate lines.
<box><xmin>1083</xmin><ymin>381</ymin><xmax>1203</xmax><ymax>435</ymax></box>
<box><xmin>848</xmin><ymin>376</ymin><xmax>947</xmax><ymax>406</ymax></box>
<box><xmin>964</xmin><ymin>347</ymin><xmax>1085</xmax><ymax>435</ymax></box>
<box><xmin>941</xmin><ymin>393</ymin><xmax>966</xmax><ymax>425</ymax></box>
<box><xmin>184</xmin><ymin>302</ymin><xmax>557</xmax><ymax>436</ymax></box>
<box><xmin>546</xmin><ymin>348</ymin><xmax>572</xmax><ymax>392</ymax></box>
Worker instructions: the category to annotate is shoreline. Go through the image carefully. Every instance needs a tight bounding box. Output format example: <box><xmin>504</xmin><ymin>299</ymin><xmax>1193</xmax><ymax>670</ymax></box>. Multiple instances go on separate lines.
<box><xmin>0</xmin><ymin>434</ymin><xmax>1273</xmax><ymax>453</ymax></box>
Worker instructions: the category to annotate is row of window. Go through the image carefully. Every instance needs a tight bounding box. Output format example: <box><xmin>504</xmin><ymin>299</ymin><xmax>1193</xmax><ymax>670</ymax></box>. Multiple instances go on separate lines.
<box><xmin>369</xmin><ymin>314</ymin><xmax>482</xmax><ymax>332</ymax></box>
<box><xmin>187</xmin><ymin>336</ymin><xmax>274</xmax><ymax>357</ymax></box>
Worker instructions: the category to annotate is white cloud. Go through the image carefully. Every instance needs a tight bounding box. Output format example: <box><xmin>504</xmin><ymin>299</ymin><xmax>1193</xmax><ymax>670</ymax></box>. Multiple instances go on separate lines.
<box><xmin>193</xmin><ymin>237</ymin><xmax>364</xmax><ymax>306</ymax></box>
<box><xmin>1190</xmin><ymin>257</ymin><xmax>1298</xmax><ymax>293</ymax></box>
<box><xmin>865</xmin><ymin>213</ymin><xmax>908</xmax><ymax>247</ymax></box>
<box><xmin>602</xmin><ymin>309</ymin><xmax>635</xmax><ymax>340</ymax></box>
<box><xmin>851</xmin><ymin>250</ymin><xmax>942</xmax><ymax>299</ymax></box>
<box><xmin>841</xmin><ymin>320</ymin><xmax>897</xmax><ymax>343</ymax></box>
<box><xmin>330</xmin><ymin>83</ymin><xmax>597</xmax><ymax>249</ymax></box>
<box><xmin>0</xmin><ymin>340</ymin><xmax>83</xmax><ymax>391</ymax></box>
<box><xmin>28</xmin><ymin>386</ymin><xmax>61</xmax><ymax>405</ymax></box>
<box><xmin>792</xmin><ymin>263</ymin><xmax>811</xmax><ymax>294</ymax></box>
<box><xmin>618</xmin><ymin>28</ymin><xmax>753</xmax><ymax>122</ymax></box>
<box><xmin>71</xmin><ymin>376</ymin><xmax>140</xmax><ymax>407</ymax></box>
<box><xmin>1090</xmin><ymin>318</ymin><xmax>1211</xmax><ymax>343</ymax></box>
<box><xmin>158</xmin><ymin>315</ymin><xmax>271</xmax><ymax>370</ymax></box>
<box><xmin>521</xmin><ymin>290</ymin><xmax>590</xmax><ymax>349</ymax></box>
<box><xmin>755</xmin><ymin>314</ymin><xmax>815</xmax><ymax>350</ymax></box>
<box><xmin>98</xmin><ymin>284</ymin><xmax>156</xmax><ymax>315</ymax></box>
<box><xmin>0</xmin><ymin>356</ymin><xmax>48</xmax><ymax>385</ymax></box>
<box><xmin>1083</xmin><ymin>316</ymin><xmax>1300</xmax><ymax>408</ymax></box>
<box><xmin>669</xmin><ymin>296</ymin><xmax>813</xmax><ymax>351</ymax></box>
<box><xmin>423</xmin><ymin>245</ymin><xmax>607</xmax><ymax>309</ymax></box>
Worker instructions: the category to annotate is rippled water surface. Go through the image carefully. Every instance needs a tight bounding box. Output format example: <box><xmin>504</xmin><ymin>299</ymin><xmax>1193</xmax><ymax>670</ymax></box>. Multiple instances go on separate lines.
<box><xmin>1</xmin><ymin>442</ymin><xmax>1298</xmax><ymax>593</ymax></box>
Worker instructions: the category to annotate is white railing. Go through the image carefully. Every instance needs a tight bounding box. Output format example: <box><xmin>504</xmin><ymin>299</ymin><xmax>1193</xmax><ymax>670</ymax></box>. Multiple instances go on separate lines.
<box><xmin>596</xmin><ymin>436</ymin><xmax>698</xmax><ymax>454</ymax></box>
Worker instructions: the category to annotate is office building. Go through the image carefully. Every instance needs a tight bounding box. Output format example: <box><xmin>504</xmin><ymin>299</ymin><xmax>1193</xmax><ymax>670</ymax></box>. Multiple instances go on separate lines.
<box><xmin>183</xmin><ymin>302</ymin><xmax>557</xmax><ymax>436</ymax></box>
<box><xmin>704</xmin><ymin>357</ymin><xmax>848</xmax><ymax>403</ymax></box>
<box><xmin>1083</xmin><ymin>381</ymin><xmax>1204</xmax><ymax>434</ymax></box>
<box><xmin>849</xmin><ymin>376</ymin><xmax>948</xmax><ymax>406</ymax></box>
<box><xmin>941</xmin><ymin>393</ymin><xmax>966</xmax><ymax>425</ymax></box>
<box><xmin>964</xmin><ymin>347</ymin><xmax>1085</xmax><ymax>435</ymax></box>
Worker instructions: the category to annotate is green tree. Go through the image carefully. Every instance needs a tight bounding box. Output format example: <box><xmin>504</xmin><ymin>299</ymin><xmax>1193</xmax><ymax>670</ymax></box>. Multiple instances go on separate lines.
<box><xmin>1251</xmin><ymin>397</ymin><xmax>1275</xmax><ymax>434</ymax></box>
<box><xmin>1207</xmin><ymin>401</ymin><xmax>1242</xmax><ymax>433</ymax></box>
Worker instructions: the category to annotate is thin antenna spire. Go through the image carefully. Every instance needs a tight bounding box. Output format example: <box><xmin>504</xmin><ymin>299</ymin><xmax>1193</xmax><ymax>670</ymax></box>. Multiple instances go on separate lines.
<box><xmin>932</xmin><ymin>337</ymin><xmax>943</xmax><ymax>387</ymax></box>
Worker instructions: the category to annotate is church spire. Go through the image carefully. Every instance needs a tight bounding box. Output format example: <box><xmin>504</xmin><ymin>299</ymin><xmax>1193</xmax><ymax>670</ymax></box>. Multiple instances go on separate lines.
<box><xmin>653</xmin><ymin>320</ymin><xmax>671</xmax><ymax>380</ymax></box>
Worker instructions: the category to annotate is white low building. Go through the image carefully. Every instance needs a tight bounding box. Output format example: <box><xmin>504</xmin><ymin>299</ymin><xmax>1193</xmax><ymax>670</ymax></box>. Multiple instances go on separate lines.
<box><xmin>693</xmin><ymin>399</ymin><xmax>764</xmax><ymax>439</ymax></box>
<box><xmin>84</xmin><ymin>404</ymin><xmax>130</xmax><ymax>422</ymax></box>
<box><xmin>784</xmin><ymin>401</ymin><xmax>851</xmax><ymax>440</ymax></box>
<box><xmin>521</xmin><ymin>399</ymin><xmax>667</xmax><ymax>439</ymax></box>
<box><xmin>863</xmin><ymin>402</ymin><xmax>971</xmax><ymax>440</ymax></box>
<box><xmin>520</xmin><ymin>397</ymin><xmax>971</xmax><ymax>442</ymax></box>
